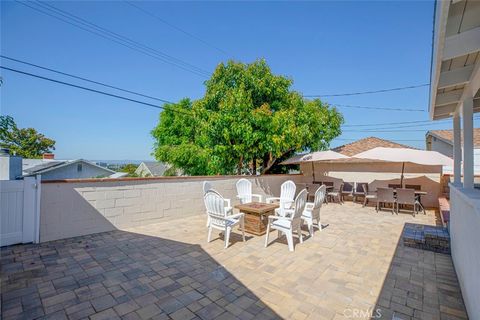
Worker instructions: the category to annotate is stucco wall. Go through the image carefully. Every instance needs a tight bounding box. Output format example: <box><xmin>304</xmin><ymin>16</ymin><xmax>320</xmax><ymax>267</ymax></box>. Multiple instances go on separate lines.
<box><xmin>449</xmin><ymin>185</ymin><xmax>480</xmax><ymax>320</ymax></box>
<box><xmin>40</xmin><ymin>175</ymin><xmax>303</xmax><ymax>242</ymax></box>
<box><xmin>299</xmin><ymin>161</ymin><xmax>442</xmax><ymax>208</ymax></box>
<box><xmin>429</xmin><ymin>137</ymin><xmax>454</xmax><ymax>158</ymax></box>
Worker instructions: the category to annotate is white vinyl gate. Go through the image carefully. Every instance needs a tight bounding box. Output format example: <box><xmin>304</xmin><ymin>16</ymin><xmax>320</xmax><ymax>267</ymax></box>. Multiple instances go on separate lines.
<box><xmin>0</xmin><ymin>176</ymin><xmax>41</xmax><ymax>246</ymax></box>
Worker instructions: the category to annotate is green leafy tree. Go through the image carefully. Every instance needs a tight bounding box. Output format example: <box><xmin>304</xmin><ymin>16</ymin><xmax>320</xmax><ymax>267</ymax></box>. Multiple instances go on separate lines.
<box><xmin>0</xmin><ymin>115</ymin><xmax>56</xmax><ymax>158</ymax></box>
<box><xmin>118</xmin><ymin>163</ymin><xmax>140</xmax><ymax>177</ymax></box>
<box><xmin>152</xmin><ymin>60</ymin><xmax>343</xmax><ymax>175</ymax></box>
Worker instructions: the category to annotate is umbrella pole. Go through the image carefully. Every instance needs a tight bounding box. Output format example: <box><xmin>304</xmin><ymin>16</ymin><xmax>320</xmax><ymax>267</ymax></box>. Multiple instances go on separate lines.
<box><xmin>400</xmin><ymin>162</ymin><xmax>405</xmax><ymax>188</ymax></box>
<box><xmin>312</xmin><ymin>162</ymin><xmax>316</xmax><ymax>182</ymax></box>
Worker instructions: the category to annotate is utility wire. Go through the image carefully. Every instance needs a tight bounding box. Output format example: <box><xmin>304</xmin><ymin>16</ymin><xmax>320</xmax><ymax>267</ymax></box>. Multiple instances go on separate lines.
<box><xmin>16</xmin><ymin>1</ymin><xmax>209</xmax><ymax>78</ymax></box>
<box><xmin>305</xmin><ymin>83</ymin><xmax>430</xmax><ymax>97</ymax></box>
<box><xmin>33</xmin><ymin>0</ymin><xmax>210</xmax><ymax>76</ymax></box>
<box><xmin>34</xmin><ymin>0</ymin><xmax>210</xmax><ymax>77</ymax></box>
<box><xmin>343</xmin><ymin>119</ymin><xmax>447</xmax><ymax>127</ymax></box>
<box><xmin>331</xmin><ymin>103</ymin><xmax>425</xmax><ymax>112</ymax></box>
<box><xmin>1</xmin><ymin>55</ymin><xmax>174</xmax><ymax>104</ymax></box>
<box><xmin>125</xmin><ymin>1</ymin><xmax>230</xmax><ymax>56</ymax></box>
<box><xmin>335</xmin><ymin>138</ymin><xmax>424</xmax><ymax>142</ymax></box>
<box><xmin>0</xmin><ymin>66</ymin><xmax>193</xmax><ymax>116</ymax></box>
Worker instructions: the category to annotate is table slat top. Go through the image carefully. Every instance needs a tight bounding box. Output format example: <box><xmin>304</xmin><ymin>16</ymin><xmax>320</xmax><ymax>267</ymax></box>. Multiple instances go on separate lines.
<box><xmin>234</xmin><ymin>202</ymin><xmax>279</xmax><ymax>214</ymax></box>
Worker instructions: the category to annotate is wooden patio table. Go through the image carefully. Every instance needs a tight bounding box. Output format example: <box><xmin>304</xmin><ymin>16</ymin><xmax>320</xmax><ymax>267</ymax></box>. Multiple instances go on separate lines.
<box><xmin>234</xmin><ymin>202</ymin><xmax>279</xmax><ymax>236</ymax></box>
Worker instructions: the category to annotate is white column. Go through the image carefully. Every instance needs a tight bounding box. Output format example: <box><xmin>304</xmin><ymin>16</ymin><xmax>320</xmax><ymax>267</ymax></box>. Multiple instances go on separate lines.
<box><xmin>453</xmin><ymin>114</ymin><xmax>462</xmax><ymax>186</ymax></box>
<box><xmin>462</xmin><ymin>97</ymin><xmax>474</xmax><ymax>189</ymax></box>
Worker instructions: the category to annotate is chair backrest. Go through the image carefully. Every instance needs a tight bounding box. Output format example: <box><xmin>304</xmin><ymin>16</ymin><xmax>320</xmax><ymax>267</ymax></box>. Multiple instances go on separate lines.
<box><xmin>388</xmin><ymin>184</ymin><xmax>402</xmax><ymax>189</ymax></box>
<box><xmin>343</xmin><ymin>182</ymin><xmax>354</xmax><ymax>192</ymax></box>
<box><xmin>203</xmin><ymin>181</ymin><xmax>213</xmax><ymax>194</ymax></box>
<box><xmin>355</xmin><ymin>183</ymin><xmax>368</xmax><ymax>194</ymax></box>
<box><xmin>405</xmin><ymin>184</ymin><xmax>421</xmax><ymax>191</ymax></box>
<box><xmin>338</xmin><ymin>183</ymin><xmax>344</xmax><ymax>193</ymax></box>
<box><xmin>280</xmin><ymin>180</ymin><xmax>296</xmax><ymax>202</ymax></box>
<box><xmin>204</xmin><ymin>191</ymin><xmax>227</xmax><ymax>227</ymax></box>
<box><xmin>236</xmin><ymin>178</ymin><xmax>252</xmax><ymax>203</ymax></box>
<box><xmin>291</xmin><ymin>189</ymin><xmax>308</xmax><ymax>226</ymax></box>
<box><xmin>361</xmin><ymin>183</ymin><xmax>369</xmax><ymax>194</ymax></box>
<box><xmin>377</xmin><ymin>188</ymin><xmax>395</xmax><ymax>202</ymax></box>
<box><xmin>396</xmin><ymin>188</ymin><xmax>415</xmax><ymax>205</ymax></box>
<box><xmin>313</xmin><ymin>185</ymin><xmax>326</xmax><ymax>209</ymax></box>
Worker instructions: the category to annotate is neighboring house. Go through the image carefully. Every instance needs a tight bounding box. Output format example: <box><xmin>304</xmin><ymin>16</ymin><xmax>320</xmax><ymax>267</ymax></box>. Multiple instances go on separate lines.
<box><xmin>23</xmin><ymin>157</ymin><xmax>120</xmax><ymax>180</ymax></box>
<box><xmin>297</xmin><ymin>137</ymin><xmax>442</xmax><ymax>207</ymax></box>
<box><xmin>426</xmin><ymin>129</ymin><xmax>480</xmax><ymax>175</ymax></box>
<box><xmin>135</xmin><ymin>161</ymin><xmax>169</xmax><ymax>177</ymax></box>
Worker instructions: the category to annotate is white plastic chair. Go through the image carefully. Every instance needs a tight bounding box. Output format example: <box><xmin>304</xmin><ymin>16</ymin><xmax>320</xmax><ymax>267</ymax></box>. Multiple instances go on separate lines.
<box><xmin>266</xmin><ymin>180</ymin><xmax>296</xmax><ymax>217</ymax></box>
<box><xmin>236</xmin><ymin>178</ymin><xmax>263</xmax><ymax>203</ymax></box>
<box><xmin>202</xmin><ymin>181</ymin><xmax>232</xmax><ymax>227</ymax></box>
<box><xmin>265</xmin><ymin>189</ymin><xmax>307</xmax><ymax>252</ymax></box>
<box><xmin>204</xmin><ymin>191</ymin><xmax>245</xmax><ymax>248</ymax></box>
<box><xmin>302</xmin><ymin>185</ymin><xmax>326</xmax><ymax>237</ymax></box>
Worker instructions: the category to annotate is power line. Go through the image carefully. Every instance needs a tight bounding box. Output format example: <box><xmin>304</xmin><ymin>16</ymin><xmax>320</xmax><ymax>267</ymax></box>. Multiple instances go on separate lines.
<box><xmin>33</xmin><ymin>0</ymin><xmax>210</xmax><ymax>77</ymax></box>
<box><xmin>342</xmin><ymin>129</ymin><xmax>429</xmax><ymax>133</ymax></box>
<box><xmin>34</xmin><ymin>0</ymin><xmax>210</xmax><ymax>77</ymax></box>
<box><xmin>305</xmin><ymin>83</ymin><xmax>430</xmax><ymax>97</ymax></box>
<box><xmin>1</xmin><ymin>55</ymin><xmax>174</xmax><ymax>104</ymax></box>
<box><xmin>0</xmin><ymin>66</ymin><xmax>193</xmax><ymax>116</ymax></box>
<box><xmin>125</xmin><ymin>1</ymin><xmax>230</xmax><ymax>56</ymax></box>
<box><xmin>335</xmin><ymin>138</ymin><xmax>424</xmax><ymax>142</ymax></box>
<box><xmin>16</xmin><ymin>1</ymin><xmax>210</xmax><ymax>78</ymax></box>
<box><xmin>343</xmin><ymin>119</ymin><xmax>445</xmax><ymax>127</ymax></box>
<box><xmin>332</xmin><ymin>103</ymin><xmax>425</xmax><ymax>112</ymax></box>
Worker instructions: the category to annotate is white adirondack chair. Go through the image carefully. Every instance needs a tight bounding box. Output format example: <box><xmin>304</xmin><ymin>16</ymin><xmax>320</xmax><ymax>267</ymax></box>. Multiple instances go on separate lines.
<box><xmin>265</xmin><ymin>189</ymin><xmax>307</xmax><ymax>252</ymax></box>
<box><xmin>204</xmin><ymin>191</ymin><xmax>245</xmax><ymax>249</ymax></box>
<box><xmin>202</xmin><ymin>181</ymin><xmax>232</xmax><ymax>227</ymax></box>
<box><xmin>266</xmin><ymin>180</ymin><xmax>296</xmax><ymax>217</ymax></box>
<box><xmin>236</xmin><ymin>178</ymin><xmax>263</xmax><ymax>203</ymax></box>
<box><xmin>302</xmin><ymin>185</ymin><xmax>326</xmax><ymax>237</ymax></box>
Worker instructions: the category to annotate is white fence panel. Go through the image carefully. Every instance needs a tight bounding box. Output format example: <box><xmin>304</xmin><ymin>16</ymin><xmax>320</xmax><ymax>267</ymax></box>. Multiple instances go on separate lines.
<box><xmin>0</xmin><ymin>177</ymin><xmax>40</xmax><ymax>246</ymax></box>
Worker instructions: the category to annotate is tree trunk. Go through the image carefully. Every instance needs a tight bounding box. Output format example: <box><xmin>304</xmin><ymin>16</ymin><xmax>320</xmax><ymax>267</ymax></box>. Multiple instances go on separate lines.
<box><xmin>261</xmin><ymin>153</ymin><xmax>276</xmax><ymax>174</ymax></box>
<box><xmin>252</xmin><ymin>159</ymin><xmax>257</xmax><ymax>175</ymax></box>
<box><xmin>237</xmin><ymin>155</ymin><xmax>243</xmax><ymax>175</ymax></box>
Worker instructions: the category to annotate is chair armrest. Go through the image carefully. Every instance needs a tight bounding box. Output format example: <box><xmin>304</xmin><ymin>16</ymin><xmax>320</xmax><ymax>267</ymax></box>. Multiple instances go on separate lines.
<box><xmin>252</xmin><ymin>194</ymin><xmax>263</xmax><ymax>202</ymax></box>
<box><xmin>266</xmin><ymin>197</ymin><xmax>280</xmax><ymax>203</ymax></box>
<box><xmin>305</xmin><ymin>202</ymin><xmax>314</xmax><ymax>210</ymax></box>
<box><xmin>268</xmin><ymin>215</ymin><xmax>291</xmax><ymax>221</ymax></box>
<box><xmin>228</xmin><ymin>212</ymin><xmax>244</xmax><ymax>219</ymax></box>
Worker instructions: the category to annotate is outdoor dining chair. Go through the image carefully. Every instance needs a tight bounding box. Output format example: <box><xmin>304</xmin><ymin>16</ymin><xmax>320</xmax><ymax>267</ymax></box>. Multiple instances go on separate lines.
<box><xmin>302</xmin><ymin>185</ymin><xmax>326</xmax><ymax>237</ymax></box>
<box><xmin>266</xmin><ymin>180</ymin><xmax>296</xmax><ymax>217</ymax></box>
<box><xmin>236</xmin><ymin>178</ymin><xmax>263</xmax><ymax>204</ymax></box>
<box><xmin>327</xmin><ymin>183</ymin><xmax>344</xmax><ymax>203</ymax></box>
<box><xmin>203</xmin><ymin>181</ymin><xmax>232</xmax><ymax>227</ymax></box>
<box><xmin>376</xmin><ymin>188</ymin><xmax>396</xmax><ymax>214</ymax></box>
<box><xmin>360</xmin><ymin>183</ymin><xmax>377</xmax><ymax>207</ymax></box>
<box><xmin>396</xmin><ymin>188</ymin><xmax>418</xmax><ymax>216</ymax></box>
<box><xmin>204</xmin><ymin>190</ymin><xmax>245</xmax><ymax>249</ymax></box>
<box><xmin>341</xmin><ymin>182</ymin><xmax>354</xmax><ymax>201</ymax></box>
<box><xmin>265</xmin><ymin>189</ymin><xmax>307</xmax><ymax>252</ymax></box>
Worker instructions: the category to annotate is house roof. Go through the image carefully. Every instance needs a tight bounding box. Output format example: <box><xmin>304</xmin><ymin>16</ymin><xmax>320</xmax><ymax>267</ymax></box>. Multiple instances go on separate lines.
<box><xmin>23</xmin><ymin>159</ymin><xmax>115</xmax><ymax>176</ymax></box>
<box><xmin>332</xmin><ymin>137</ymin><xmax>415</xmax><ymax>157</ymax></box>
<box><xmin>428</xmin><ymin>129</ymin><xmax>480</xmax><ymax>148</ymax></box>
<box><xmin>140</xmin><ymin>161</ymin><xmax>169</xmax><ymax>176</ymax></box>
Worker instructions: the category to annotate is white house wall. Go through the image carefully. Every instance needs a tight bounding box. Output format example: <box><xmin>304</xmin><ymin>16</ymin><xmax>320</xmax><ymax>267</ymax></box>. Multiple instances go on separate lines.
<box><xmin>39</xmin><ymin>162</ymin><xmax>113</xmax><ymax>180</ymax></box>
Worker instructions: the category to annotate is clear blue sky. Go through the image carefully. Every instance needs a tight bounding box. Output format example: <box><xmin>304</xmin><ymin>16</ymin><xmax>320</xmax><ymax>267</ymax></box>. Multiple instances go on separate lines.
<box><xmin>1</xmin><ymin>1</ymin><xmax>466</xmax><ymax>160</ymax></box>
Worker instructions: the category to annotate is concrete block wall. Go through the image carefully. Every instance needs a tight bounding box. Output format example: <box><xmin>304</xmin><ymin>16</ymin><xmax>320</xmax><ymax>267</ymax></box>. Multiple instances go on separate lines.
<box><xmin>40</xmin><ymin>175</ymin><xmax>303</xmax><ymax>242</ymax></box>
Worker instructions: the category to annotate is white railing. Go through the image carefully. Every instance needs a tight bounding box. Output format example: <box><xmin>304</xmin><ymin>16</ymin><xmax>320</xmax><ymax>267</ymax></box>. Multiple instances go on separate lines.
<box><xmin>449</xmin><ymin>184</ymin><xmax>480</xmax><ymax>320</ymax></box>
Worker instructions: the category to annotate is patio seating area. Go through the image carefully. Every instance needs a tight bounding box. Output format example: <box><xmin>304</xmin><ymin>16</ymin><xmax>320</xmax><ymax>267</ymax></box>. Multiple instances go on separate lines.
<box><xmin>1</xmin><ymin>202</ymin><xmax>467</xmax><ymax>320</ymax></box>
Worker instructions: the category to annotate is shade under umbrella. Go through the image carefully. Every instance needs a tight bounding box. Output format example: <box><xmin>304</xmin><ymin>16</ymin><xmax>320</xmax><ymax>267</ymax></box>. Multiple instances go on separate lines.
<box><xmin>281</xmin><ymin>150</ymin><xmax>350</xmax><ymax>165</ymax></box>
<box><xmin>353</xmin><ymin>147</ymin><xmax>453</xmax><ymax>187</ymax></box>
<box><xmin>282</xmin><ymin>150</ymin><xmax>350</xmax><ymax>182</ymax></box>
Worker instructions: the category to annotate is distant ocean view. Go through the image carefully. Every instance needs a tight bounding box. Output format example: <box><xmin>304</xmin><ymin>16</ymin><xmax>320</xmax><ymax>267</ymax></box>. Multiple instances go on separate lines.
<box><xmin>91</xmin><ymin>160</ymin><xmax>151</xmax><ymax>165</ymax></box>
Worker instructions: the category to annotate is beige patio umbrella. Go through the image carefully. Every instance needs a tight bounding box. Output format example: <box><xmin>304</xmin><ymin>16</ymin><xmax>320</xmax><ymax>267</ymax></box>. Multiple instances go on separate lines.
<box><xmin>282</xmin><ymin>150</ymin><xmax>350</xmax><ymax>181</ymax></box>
<box><xmin>353</xmin><ymin>147</ymin><xmax>453</xmax><ymax>187</ymax></box>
